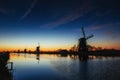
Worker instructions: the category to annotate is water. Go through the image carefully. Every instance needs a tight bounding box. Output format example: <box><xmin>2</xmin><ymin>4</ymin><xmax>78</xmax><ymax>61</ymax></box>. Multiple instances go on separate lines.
<box><xmin>8</xmin><ymin>53</ymin><xmax>120</xmax><ymax>80</ymax></box>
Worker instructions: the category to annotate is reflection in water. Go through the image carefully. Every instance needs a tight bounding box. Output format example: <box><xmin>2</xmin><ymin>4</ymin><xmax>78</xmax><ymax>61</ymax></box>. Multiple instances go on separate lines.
<box><xmin>36</xmin><ymin>54</ymin><xmax>40</xmax><ymax>64</ymax></box>
<box><xmin>8</xmin><ymin>53</ymin><xmax>120</xmax><ymax>80</ymax></box>
<box><xmin>78</xmin><ymin>55</ymin><xmax>88</xmax><ymax>61</ymax></box>
<box><xmin>36</xmin><ymin>54</ymin><xmax>40</xmax><ymax>60</ymax></box>
<box><xmin>69</xmin><ymin>54</ymin><xmax>92</xmax><ymax>61</ymax></box>
<box><xmin>79</xmin><ymin>61</ymin><xmax>88</xmax><ymax>80</ymax></box>
<box><xmin>60</xmin><ymin>54</ymin><xmax>68</xmax><ymax>57</ymax></box>
<box><xmin>51</xmin><ymin>55</ymin><xmax>89</xmax><ymax>80</ymax></box>
<box><xmin>50</xmin><ymin>54</ymin><xmax>120</xmax><ymax>80</ymax></box>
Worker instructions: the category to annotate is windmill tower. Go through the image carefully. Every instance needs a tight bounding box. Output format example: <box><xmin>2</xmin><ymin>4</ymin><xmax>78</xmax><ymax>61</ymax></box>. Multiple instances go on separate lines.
<box><xmin>36</xmin><ymin>43</ymin><xmax>40</xmax><ymax>54</ymax></box>
<box><xmin>78</xmin><ymin>27</ymin><xmax>93</xmax><ymax>57</ymax></box>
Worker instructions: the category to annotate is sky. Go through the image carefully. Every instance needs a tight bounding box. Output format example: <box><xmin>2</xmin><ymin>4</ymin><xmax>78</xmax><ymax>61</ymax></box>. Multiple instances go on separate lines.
<box><xmin>0</xmin><ymin>0</ymin><xmax>120</xmax><ymax>51</ymax></box>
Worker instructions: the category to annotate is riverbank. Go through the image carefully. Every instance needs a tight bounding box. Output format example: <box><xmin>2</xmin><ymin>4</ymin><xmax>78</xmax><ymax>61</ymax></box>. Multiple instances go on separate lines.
<box><xmin>0</xmin><ymin>52</ymin><xmax>12</xmax><ymax>80</ymax></box>
<box><xmin>89</xmin><ymin>50</ymin><xmax>120</xmax><ymax>56</ymax></box>
<box><xmin>41</xmin><ymin>50</ymin><xmax>120</xmax><ymax>57</ymax></box>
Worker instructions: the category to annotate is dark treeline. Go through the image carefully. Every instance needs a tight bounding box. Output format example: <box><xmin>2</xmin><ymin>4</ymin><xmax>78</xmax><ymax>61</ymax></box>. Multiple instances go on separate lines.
<box><xmin>5</xmin><ymin>49</ymin><xmax>120</xmax><ymax>57</ymax></box>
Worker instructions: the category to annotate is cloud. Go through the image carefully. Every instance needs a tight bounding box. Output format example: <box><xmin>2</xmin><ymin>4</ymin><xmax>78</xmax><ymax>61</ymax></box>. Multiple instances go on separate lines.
<box><xmin>40</xmin><ymin>0</ymin><xmax>93</xmax><ymax>29</ymax></box>
<box><xmin>107</xmin><ymin>31</ymin><xmax>115</xmax><ymax>35</ymax></box>
<box><xmin>18</xmin><ymin>0</ymin><xmax>37</xmax><ymax>22</ymax></box>
<box><xmin>0</xmin><ymin>8</ymin><xmax>14</xmax><ymax>15</ymax></box>
<box><xmin>85</xmin><ymin>22</ymin><xmax>120</xmax><ymax>38</ymax></box>
<box><xmin>87</xmin><ymin>22</ymin><xmax>120</xmax><ymax>31</ymax></box>
<box><xmin>0</xmin><ymin>8</ymin><xmax>8</xmax><ymax>14</ymax></box>
<box><xmin>95</xmin><ymin>10</ymin><xmax>112</xmax><ymax>17</ymax></box>
<box><xmin>106</xmin><ymin>31</ymin><xmax>118</xmax><ymax>38</ymax></box>
<box><xmin>40</xmin><ymin>9</ymin><xmax>83</xmax><ymax>29</ymax></box>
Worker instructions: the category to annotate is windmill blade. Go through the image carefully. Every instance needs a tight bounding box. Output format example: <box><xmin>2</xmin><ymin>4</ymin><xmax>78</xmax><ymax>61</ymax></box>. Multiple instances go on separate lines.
<box><xmin>86</xmin><ymin>34</ymin><xmax>94</xmax><ymax>40</ymax></box>
<box><xmin>81</xmin><ymin>27</ymin><xmax>86</xmax><ymax>38</ymax></box>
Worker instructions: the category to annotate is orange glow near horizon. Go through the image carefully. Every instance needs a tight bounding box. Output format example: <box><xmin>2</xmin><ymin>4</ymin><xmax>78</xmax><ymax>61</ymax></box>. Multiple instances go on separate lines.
<box><xmin>0</xmin><ymin>42</ymin><xmax>120</xmax><ymax>52</ymax></box>
<box><xmin>0</xmin><ymin>45</ymin><xmax>71</xmax><ymax>52</ymax></box>
<box><xmin>89</xmin><ymin>40</ymin><xmax>120</xmax><ymax>50</ymax></box>
<box><xmin>0</xmin><ymin>36</ymin><xmax>120</xmax><ymax>52</ymax></box>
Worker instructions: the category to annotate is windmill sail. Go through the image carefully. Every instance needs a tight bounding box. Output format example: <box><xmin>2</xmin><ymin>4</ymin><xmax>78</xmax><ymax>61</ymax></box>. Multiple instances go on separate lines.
<box><xmin>81</xmin><ymin>27</ymin><xmax>86</xmax><ymax>38</ymax></box>
<box><xmin>78</xmin><ymin>27</ymin><xmax>94</xmax><ymax>58</ymax></box>
<box><xmin>86</xmin><ymin>34</ymin><xmax>94</xmax><ymax>40</ymax></box>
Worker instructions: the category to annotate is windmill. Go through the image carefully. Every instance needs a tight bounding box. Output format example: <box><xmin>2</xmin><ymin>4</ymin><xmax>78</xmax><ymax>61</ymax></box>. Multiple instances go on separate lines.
<box><xmin>36</xmin><ymin>42</ymin><xmax>40</xmax><ymax>54</ymax></box>
<box><xmin>78</xmin><ymin>27</ymin><xmax>93</xmax><ymax>55</ymax></box>
<box><xmin>35</xmin><ymin>43</ymin><xmax>40</xmax><ymax>63</ymax></box>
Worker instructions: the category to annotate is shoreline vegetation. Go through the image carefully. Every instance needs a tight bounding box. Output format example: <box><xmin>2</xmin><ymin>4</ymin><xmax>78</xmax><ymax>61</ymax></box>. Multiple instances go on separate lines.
<box><xmin>1</xmin><ymin>49</ymin><xmax>120</xmax><ymax>57</ymax></box>
<box><xmin>0</xmin><ymin>52</ymin><xmax>12</xmax><ymax>80</ymax></box>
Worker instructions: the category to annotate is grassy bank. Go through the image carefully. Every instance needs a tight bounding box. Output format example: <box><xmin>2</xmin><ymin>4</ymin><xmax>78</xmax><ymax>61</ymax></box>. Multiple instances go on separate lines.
<box><xmin>0</xmin><ymin>52</ymin><xmax>12</xmax><ymax>80</ymax></box>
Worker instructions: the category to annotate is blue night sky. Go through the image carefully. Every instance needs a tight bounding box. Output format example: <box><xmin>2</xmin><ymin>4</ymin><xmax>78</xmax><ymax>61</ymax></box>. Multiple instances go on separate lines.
<box><xmin>0</xmin><ymin>0</ymin><xmax>120</xmax><ymax>51</ymax></box>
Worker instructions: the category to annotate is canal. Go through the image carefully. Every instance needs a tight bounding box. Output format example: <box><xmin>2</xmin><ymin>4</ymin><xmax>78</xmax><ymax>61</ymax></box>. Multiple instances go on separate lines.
<box><xmin>7</xmin><ymin>53</ymin><xmax>120</xmax><ymax>80</ymax></box>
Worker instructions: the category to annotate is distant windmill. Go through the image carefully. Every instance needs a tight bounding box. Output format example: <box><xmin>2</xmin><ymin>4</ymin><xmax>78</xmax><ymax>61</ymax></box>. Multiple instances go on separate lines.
<box><xmin>36</xmin><ymin>42</ymin><xmax>40</xmax><ymax>54</ymax></box>
<box><xmin>36</xmin><ymin>43</ymin><xmax>40</xmax><ymax>63</ymax></box>
<box><xmin>78</xmin><ymin>27</ymin><xmax>93</xmax><ymax>54</ymax></box>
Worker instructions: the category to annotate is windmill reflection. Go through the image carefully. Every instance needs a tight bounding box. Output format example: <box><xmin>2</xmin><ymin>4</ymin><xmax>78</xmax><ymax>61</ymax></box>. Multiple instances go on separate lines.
<box><xmin>51</xmin><ymin>54</ymin><xmax>89</xmax><ymax>80</ymax></box>
<box><xmin>36</xmin><ymin>43</ymin><xmax>40</xmax><ymax>63</ymax></box>
<box><xmin>79</xmin><ymin>60</ymin><xmax>88</xmax><ymax>80</ymax></box>
<box><xmin>78</xmin><ymin>55</ymin><xmax>88</xmax><ymax>61</ymax></box>
<box><xmin>36</xmin><ymin>54</ymin><xmax>40</xmax><ymax>60</ymax></box>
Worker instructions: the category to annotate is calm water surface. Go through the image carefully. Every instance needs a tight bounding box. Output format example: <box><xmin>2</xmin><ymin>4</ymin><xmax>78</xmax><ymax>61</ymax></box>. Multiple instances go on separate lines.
<box><xmin>8</xmin><ymin>53</ymin><xmax>120</xmax><ymax>80</ymax></box>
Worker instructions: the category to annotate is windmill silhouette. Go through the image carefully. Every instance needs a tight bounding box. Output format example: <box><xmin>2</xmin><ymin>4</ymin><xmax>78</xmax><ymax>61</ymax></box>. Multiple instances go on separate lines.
<box><xmin>36</xmin><ymin>42</ymin><xmax>40</xmax><ymax>54</ymax></box>
<box><xmin>78</xmin><ymin>27</ymin><xmax>93</xmax><ymax>57</ymax></box>
<box><xmin>36</xmin><ymin>42</ymin><xmax>40</xmax><ymax>61</ymax></box>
